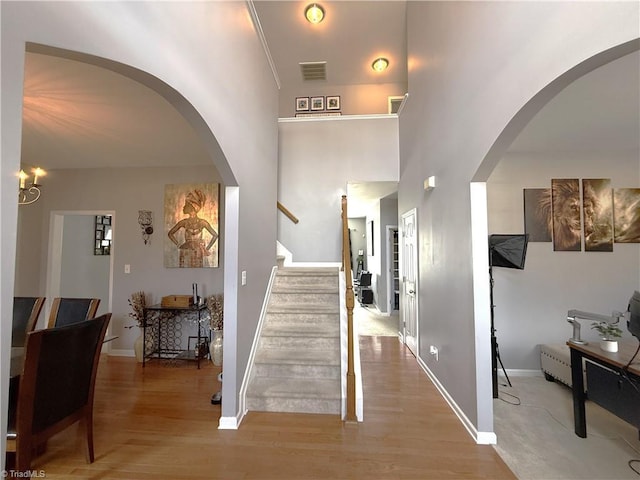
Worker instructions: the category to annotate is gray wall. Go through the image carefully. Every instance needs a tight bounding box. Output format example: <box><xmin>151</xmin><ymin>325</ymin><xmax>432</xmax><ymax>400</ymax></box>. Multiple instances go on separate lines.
<box><xmin>378</xmin><ymin>196</ymin><xmax>398</xmax><ymax>314</ymax></box>
<box><xmin>60</xmin><ymin>215</ymin><xmax>111</xmax><ymax>320</ymax></box>
<box><xmin>400</xmin><ymin>1</ymin><xmax>639</xmax><ymax>439</ymax></box>
<box><xmin>1</xmin><ymin>1</ymin><xmax>278</xmax><ymax>434</ymax></box>
<box><xmin>488</xmin><ymin>151</ymin><xmax>640</xmax><ymax>370</ymax></box>
<box><xmin>278</xmin><ymin>116</ymin><xmax>399</xmax><ymax>262</ymax></box>
<box><xmin>347</xmin><ymin>217</ymin><xmax>367</xmax><ymax>274</ymax></box>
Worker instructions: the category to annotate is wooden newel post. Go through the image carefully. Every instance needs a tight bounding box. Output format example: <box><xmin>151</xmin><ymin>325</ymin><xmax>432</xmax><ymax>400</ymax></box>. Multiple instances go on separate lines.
<box><xmin>342</xmin><ymin>195</ymin><xmax>357</xmax><ymax>422</ymax></box>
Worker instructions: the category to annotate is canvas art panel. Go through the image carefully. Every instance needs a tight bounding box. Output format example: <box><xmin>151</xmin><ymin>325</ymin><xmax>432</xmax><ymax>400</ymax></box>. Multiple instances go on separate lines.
<box><xmin>582</xmin><ymin>179</ymin><xmax>613</xmax><ymax>252</ymax></box>
<box><xmin>614</xmin><ymin>188</ymin><xmax>640</xmax><ymax>243</ymax></box>
<box><xmin>523</xmin><ymin>188</ymin><xmax>551</xmax><ymax>242</ymax></box>
<box><xmin>164</xmin><ymin>183</ymin><xmax>219</xmax><ymax>268</ymax></box>
<box><xmin>551</xmin><ymin>179</ymin><xmax>581</xmax><ymax>251</ymax></box>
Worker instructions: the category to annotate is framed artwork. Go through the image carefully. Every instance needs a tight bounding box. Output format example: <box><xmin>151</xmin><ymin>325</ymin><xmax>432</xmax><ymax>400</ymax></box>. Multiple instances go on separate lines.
<box><xmin>94</xmin><ymin>215</ymin><xmax>112</xmax><ymax>255</ymax></box>
<box><xmin>295</xmin><ymin>97</ymin><xmax>309</xmax><ymax>112</ymax></box>
<box><xmin>582</xmin><ymin>179</ymin><xmax>613</xmax><ymax>252</ymax></box>
<box><xmin>366</xmin><ymin>220</ymin><xmax>374</xmax><ymax>256</ymax></box>
<box><xmin>326</xmin><ymin>96</ymin><xmax>341</xmax><ymax>110</ymax></box>
<box><xmin>523</xmin><ymin>189</ymin><xmax>551</xmax><ymax>242</ymax></box>
<box><xmin>310</xmin><ymin>96</ymin><xmax>324</xmax><ymax>111</ymax></box>
<box><xmin>551</xmin><ymin>179</ymin><xmax>581</xmax><ymax>251</ymax></box>
<box><xmin>164</xmin><ymin>183</ymin><xmax>220</xmax><ymax>268</ymax></box>
<box><xmin>613</xmin><ymin>188</ymin><xmax>640</xmax><ymax>243</ymax></box>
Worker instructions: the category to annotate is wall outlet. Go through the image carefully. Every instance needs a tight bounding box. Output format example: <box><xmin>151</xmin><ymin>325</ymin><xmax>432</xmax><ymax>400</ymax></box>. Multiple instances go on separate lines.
<box><xmin>241</xmin><ymin>270</ymin><xmax>247</xmax><ymax>286</ymax></box>
<box><xmin>124</xmin><ymin>264</ymin><xmax>131</xmax><ymax>274</ymax></box>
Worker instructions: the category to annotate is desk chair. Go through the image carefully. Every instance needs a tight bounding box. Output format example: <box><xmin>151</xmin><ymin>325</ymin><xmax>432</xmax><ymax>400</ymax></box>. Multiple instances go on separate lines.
<box><xmin>7</xmin><ymin>313</ymin><xmax>111</xmax><ymax>472</ymax></box>
<box><xmin>47</xmin><ymin>298</ymin><xmax>100</xmax><ymax>328</ymax></box>
<box><xmin>12</xmin><ymin>297</ymin><xmax>45</xmax><ymax>347</ymax></box>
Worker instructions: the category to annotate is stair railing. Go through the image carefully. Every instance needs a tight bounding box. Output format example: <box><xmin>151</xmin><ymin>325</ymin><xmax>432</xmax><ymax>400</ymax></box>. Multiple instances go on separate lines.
<box><xmin>341</xmin><ymin>195</ymin><xmax>357</xmax><ymax>422</ymax></box>
<box><xmin>277</xmin><ymin>201</ymin><xmax>299</xmax><ymax>224</ymax></box>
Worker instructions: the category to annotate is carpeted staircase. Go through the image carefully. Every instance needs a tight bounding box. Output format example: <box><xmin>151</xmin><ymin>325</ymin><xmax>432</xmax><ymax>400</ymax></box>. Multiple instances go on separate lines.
<box><xmin>246</xmin><ymin>267</ymin><xmax>341</xmax><ymax>415</ymax></box>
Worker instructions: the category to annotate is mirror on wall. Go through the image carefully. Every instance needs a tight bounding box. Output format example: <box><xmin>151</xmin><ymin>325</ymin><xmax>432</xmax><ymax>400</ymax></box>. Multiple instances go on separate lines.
<box><xmin>94</xmin><ymin>215</ymin><xmax>112</xmax><ymax>255</ymax></box>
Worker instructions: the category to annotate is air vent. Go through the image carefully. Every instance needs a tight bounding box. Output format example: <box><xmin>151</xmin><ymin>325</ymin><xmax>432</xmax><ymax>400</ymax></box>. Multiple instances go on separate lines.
<box><xmin>388</xmin><ymin>95</ymin><xmax>405</xmax><ymax>114</ymax></box>
<box><xmin>300</xmin><ymin>61</ymin><xmax>327</xmax><ymax>81</ymax></box>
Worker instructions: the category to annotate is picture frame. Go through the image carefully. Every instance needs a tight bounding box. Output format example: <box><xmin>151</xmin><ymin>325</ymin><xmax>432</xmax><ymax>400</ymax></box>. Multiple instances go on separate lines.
<box><xmin>310</xmin><ymin>96</ymin><xmax>325</xmax><ymax>111</ymax></box>
<box><xmin>326</xmin><ymin>96</ymin><xmax>341</xmax><ymax>110</ymax></box>
<box><xmin>295</xmin><ymin>97</ymin><xmax>309</xmax><ymax>112</ymax></box>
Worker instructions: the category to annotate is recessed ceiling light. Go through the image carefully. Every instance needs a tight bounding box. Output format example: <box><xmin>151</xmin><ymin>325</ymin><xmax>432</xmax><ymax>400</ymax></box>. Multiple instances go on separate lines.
<box><xmin>372</xmin><ymin>57</ymin><xmax>389</xmax><ymax>72</ymax></box>
<box><xmin>305</xmin><ymin>3</ymin><xmax>325</xmax><ymax>24</ymax></box>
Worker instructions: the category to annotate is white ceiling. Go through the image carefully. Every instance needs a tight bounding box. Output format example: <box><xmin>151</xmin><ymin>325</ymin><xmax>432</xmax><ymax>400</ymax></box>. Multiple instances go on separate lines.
<box><xmin>16</xmin><ymin>3</ymin><xmax>639</xmax><ymax>213</ymax></box>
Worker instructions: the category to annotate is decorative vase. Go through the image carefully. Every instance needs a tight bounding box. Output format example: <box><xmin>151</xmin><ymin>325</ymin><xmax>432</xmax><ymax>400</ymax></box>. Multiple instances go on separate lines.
<box><xmin>210</xmin><ymin>329</ymin><xmax>223</xmax><ymax>366</ymax></box>
<box><xmin>599</xmin><ymin>339</ymin><xmax>618</xmax><ymax>353</ymax></box>
<box><xmin>134</xmin><ymin>328</ymin><xmax>154</xmax><ymax>363</ymax></box>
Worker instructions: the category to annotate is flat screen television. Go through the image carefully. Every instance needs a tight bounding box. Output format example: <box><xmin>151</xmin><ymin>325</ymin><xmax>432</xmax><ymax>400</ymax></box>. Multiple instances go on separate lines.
<box><xmin>489</xmin><ymin>234</ymin><xmax>529</xmax><ymax>270</ymax></box>
<box><xmin>628</xmin><ymin>290</ymin><xmax>640</xmax><ymax>339</ymax></box>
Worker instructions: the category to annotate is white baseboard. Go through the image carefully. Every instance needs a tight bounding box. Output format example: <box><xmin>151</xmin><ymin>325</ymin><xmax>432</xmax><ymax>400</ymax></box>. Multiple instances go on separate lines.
<box><xmin>218</xmin><ymin>415</ymin><xmax>240</xmax><ymax>430</ymax></box>
<box><xmin>417</xmin><ymin>355</ymin><xmax>496</xmax><ymax>445</ymax></box>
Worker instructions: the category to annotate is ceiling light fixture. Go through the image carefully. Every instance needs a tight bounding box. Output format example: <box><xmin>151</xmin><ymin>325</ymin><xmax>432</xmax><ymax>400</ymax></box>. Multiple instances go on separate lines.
<box><xmin>305</xmin><ymin>3</ymin><xmax>325</xmax><ymax>24</ymax></box>
<box><xmin>18</xmin><ymin>167</ymin><xmax>46</xmax><ymax>205</ymax></box>
<box><xmin>371</xmin><ymin>57</ymin><xmax>389</xmax><ymax>72</ymax></box>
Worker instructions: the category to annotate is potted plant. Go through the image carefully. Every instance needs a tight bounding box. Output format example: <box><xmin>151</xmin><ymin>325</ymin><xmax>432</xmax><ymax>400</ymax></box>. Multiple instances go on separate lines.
<box><xmin>127</xmin><ymin>291</ymin><xmax>152</xmax><ymax>362</ymax></box>
<box><xmin>591</xmin><ymin>321</ymin><xmax>622</xmax><ymax>352</ymax></box>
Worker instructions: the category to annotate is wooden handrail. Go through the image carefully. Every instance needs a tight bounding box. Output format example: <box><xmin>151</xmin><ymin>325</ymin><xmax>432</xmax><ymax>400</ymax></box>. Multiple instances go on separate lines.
<box><xmin>277</xmin><ymin>202</ymin><xmax>299</xmax><ymax>224</ymax></box>
<box><xmin>341</xmin><ymin>195</ymin><xmax>357</xmax><ymax>423</ymax></box>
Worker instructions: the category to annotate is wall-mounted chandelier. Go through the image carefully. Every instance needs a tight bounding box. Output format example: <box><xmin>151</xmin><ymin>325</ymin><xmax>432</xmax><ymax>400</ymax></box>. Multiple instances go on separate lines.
<box><xmin>18</xmin><ymin>167</ymin><xmax>45</xmax><ymax>205</ymax></box>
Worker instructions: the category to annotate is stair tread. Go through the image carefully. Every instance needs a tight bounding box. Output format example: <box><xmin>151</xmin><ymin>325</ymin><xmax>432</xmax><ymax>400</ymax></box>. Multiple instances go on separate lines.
<box><xmin>255</xmin><ymin>348</ymin><xmax>340</xmax><ymax>365</ymax></box>
<box><xmin>276</xmin><ymin>268</ymin><xmax>339</xmax><ymax>276</ymax></box>
<box><xmin>247</xmin><ymin>377</ymin><xmax>340</xmax><ymax>399</ymax></box>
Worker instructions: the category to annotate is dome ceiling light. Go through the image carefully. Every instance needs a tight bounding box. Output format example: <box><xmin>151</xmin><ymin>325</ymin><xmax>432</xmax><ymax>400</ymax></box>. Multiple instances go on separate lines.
<box><xmin>305</xmin><ymin>3</ymin><xmax>325</xmax><ymax>24</ymax></box>
<box><xmin>371</xmin><ymin>57</ymin><xmax>390</xmax><ymax>73</ymax></box>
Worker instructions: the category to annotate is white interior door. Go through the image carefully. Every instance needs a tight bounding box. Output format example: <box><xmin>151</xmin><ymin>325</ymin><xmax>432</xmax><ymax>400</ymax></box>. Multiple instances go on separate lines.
<box><xmin>401</xmin><ymin>209</ymin><xmax>418</xmax><ymax>356</ymax></box>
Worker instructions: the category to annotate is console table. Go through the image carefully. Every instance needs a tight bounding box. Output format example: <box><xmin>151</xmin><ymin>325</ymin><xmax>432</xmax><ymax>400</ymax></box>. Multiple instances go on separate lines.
<box><xmin>142</xmin><ymin>303</ymin><xmax>209</xmax><ymax>368</ymax></box>
<box><xmin>568</xmin><ymin>340</ymin><xmax>640</xmax><ymax>438</ymax></box>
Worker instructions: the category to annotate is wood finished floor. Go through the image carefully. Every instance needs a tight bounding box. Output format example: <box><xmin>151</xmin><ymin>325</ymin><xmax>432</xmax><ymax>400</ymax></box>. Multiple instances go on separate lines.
<box><xmin>16</xmin><ymin>337</ymin><xmax>516</xmax><ymax>479</ymax></box>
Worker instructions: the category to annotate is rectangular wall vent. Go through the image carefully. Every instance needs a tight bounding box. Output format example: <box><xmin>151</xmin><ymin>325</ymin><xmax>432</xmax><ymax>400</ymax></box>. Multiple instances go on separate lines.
<box><xmin>300</xmin><ymin>61</ymin><xmax>327</xmax><ymax>81</ymax></box>
<box><xmin>388</xmin><ymin>95</ymin><xmax>405</xmax><ymax>114</ymax></box>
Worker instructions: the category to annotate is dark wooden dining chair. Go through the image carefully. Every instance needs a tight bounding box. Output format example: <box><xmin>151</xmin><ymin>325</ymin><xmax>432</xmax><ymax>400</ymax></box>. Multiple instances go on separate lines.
<box><xmin>7</xmin><ymin>313</ymin><xmax>111</xmax><ymax>472</ymax></box>
<box><xmin>47</xmin><ymin>297</ymin><xmax>100</xmax><ymax>328</ymax></box>
<box><xmin>12</xmin><ymin>297</ymin><xmax>45</xmax><ymax>347</ymax></box>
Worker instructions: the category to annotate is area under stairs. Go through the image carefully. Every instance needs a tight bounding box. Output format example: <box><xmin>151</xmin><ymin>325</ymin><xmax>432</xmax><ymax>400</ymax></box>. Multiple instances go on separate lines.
<box><xmin>246</xmin><ymin>266</ymin><xmax>341</xmax><ymax>415</ymax></box>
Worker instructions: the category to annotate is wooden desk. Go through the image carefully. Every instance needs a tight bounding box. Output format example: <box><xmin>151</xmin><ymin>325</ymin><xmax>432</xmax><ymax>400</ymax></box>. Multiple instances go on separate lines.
<box><xmin>568</xmin><ymin>340</ymin><xmax>640</xmax><ymax>438</ymax></box>
<box><xmin>142</xmin><ymin>303</ymin><xmax>209</xmax><ymax>368</ymax></box>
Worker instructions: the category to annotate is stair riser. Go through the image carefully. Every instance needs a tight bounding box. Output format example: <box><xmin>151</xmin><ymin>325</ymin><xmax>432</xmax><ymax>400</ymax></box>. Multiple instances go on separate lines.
<box><xmin>262</xmin><ymin>324</ymin><xmax>339</xmax><ymax>336</ymax></box>
<box><xmin>265</xmin><ymin>313</ymin><xmax>339</xmax><ymax>325</ymax></box>
<box><xmin>269</xmin><ymin>292</ymin><xmax>339</xmax><ymax>306</ymax></box>
<box><xmin>246</xmin><ymin>397</ymin><xmax>341</xmax><ymax>415</ymax></box>
<box><xmin>274</xmin><ymin>276</ymin><xmax>338</xmax><ymax>289</ymax></box>
<box><xmin>259</xmin><ymin>336</ymin><xmax>339</xmax><ymax>350</ymax></box>
<box><xmin>253</xmin><ymin>363</ymin><xmax>340</xmax><ymax>379</ymax></box>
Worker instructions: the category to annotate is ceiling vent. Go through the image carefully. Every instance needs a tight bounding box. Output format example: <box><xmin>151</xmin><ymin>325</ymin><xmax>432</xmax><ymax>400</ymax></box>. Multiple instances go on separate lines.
<box><xmin>300</xmin><ymin>61</ymin><xmax>327</xmax><ymax>81</ymax></box>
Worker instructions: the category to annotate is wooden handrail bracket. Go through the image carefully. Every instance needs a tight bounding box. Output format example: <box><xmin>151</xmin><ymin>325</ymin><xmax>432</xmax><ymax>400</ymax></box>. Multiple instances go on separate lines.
<box><xmin>277</xmin><ymin>202</ymin><xmax>299</xmax><ymax>224</ymax></box>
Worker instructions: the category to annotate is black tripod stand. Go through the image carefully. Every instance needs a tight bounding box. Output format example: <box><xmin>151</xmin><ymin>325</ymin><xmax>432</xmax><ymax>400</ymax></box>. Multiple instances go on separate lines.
<box><xmin>489</xmin><ymin>265</ymin><xmax>512</xmax><ymax>398</ymax></box>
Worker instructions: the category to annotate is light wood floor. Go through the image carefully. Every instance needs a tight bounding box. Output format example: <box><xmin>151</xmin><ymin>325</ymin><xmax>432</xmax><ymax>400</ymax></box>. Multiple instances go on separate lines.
<box><xmin>15</xmin><ymin>337</ymin><xmax>516</xmax><ymax>479</ymax></box>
